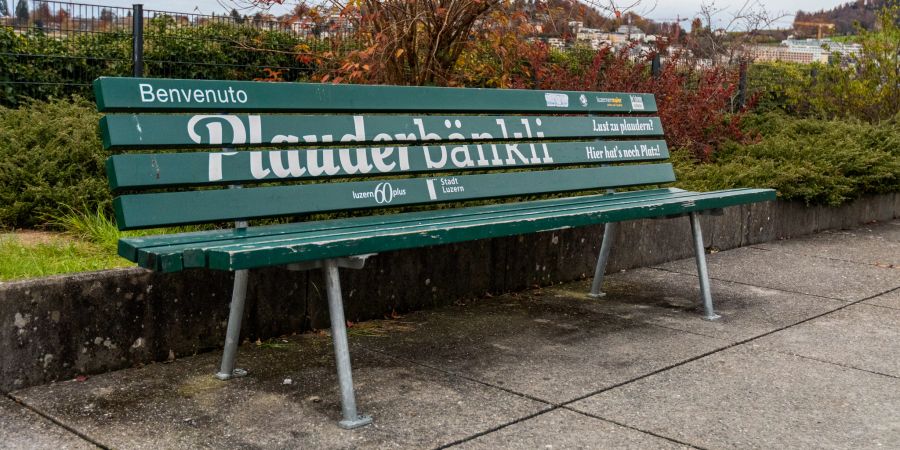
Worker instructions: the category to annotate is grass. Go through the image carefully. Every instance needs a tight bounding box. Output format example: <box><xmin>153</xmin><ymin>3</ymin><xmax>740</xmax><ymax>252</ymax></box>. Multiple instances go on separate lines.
<box><xmin>0</xmin><ymin>233</ymin><xmax>130</xmax><ymax>281</ymax></box>
<box><xmin>49</xmin><ymin>206</ymin><xmax>123</xmax><ymax>251</ymax></box>
<box><xmin>0</xmin><ymin>208</ymin><xmax>208</xmax><ymax>281</ymax></box>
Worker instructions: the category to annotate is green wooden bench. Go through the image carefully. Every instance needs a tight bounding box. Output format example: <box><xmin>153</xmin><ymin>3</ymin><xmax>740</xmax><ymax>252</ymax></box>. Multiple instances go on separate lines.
<box><xmin>94</xmin><ymin>77</ymin><xmax>775</xmax><ymax>429</ymax></box>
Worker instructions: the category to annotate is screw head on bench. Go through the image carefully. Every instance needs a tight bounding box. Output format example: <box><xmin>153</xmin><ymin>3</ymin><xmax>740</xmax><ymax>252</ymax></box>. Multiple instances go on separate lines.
<box><xmin>214</xmin><ymin>368</ymin><xmax>248</xmax><ymax>381</ymax></box>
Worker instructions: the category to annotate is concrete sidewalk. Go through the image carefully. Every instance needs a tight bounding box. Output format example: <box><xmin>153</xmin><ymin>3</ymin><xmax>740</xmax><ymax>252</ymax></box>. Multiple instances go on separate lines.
<box><xmin>3</xmin><ymin>220</ymin><xmax>899</xmax><ymax>449</ymax></box>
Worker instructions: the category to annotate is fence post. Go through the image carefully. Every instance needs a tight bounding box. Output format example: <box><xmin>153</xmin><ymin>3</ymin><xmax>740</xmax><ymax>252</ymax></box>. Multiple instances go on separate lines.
<box><xmin>651</xmin><ymin>53</ymin><xmax>661</xmax><ymax>78</ymax></box>
<box><xmin>132</xmin><ymin>4</ymin><xmax>143</xmax><ymax>77</ymax></box>
<box><xmin>736</xmin><ymin>58</ymin><xmax>747</xmax><ymax>110</ymax></box>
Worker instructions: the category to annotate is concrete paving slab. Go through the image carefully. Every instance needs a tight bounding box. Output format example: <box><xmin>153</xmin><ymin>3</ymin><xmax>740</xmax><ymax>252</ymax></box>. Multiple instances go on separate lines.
<box><xmin>865</xmin><ymin>288</ymin><xmax>900</xmax><ymax>310</ymax></box>
<box><xmin>869</xmin><ymin>220</ymin><xmax>900</xmax><ymax>242</ymax></box>
<box><xmin>755</xmin><ymin>303</ymin><xmax>900</xmax><ymax>377</ymax></box>
<box><xmin>455</xmin><ymin>408</ymin><xmax>689</xmax><ymax>449</ymax></box>
<box><xmin>0</xmin><ymin>395</ymin><xmax>98</xmax><ymax>449</ymax></box>
<box><xmin>547</xmin><ymin>269</ymin><xmax>844</xmax><ymax>343</ymax></box>
<box><xmin>11</xmin><ymin>334</ymin><xmax>545</xmax><ymax>449</ymax></box>
<box><xmin>570</xmin><ymin>345</ymin><xmax>900</xmax><ymax>449</ymax></box>
<box><xmin>753</xmin><ymin>224</ymin><xmax>900</xmax><ymax>266</ymax></box>
<box><xmin>354</xmin><ymin>293</ymin><xmax>726</xmax><ymax>404</ymax></box>
<box><xmin>654</xmin><ymin>247</ymin><xmax>900</xmax><ymax>301</ymax></box>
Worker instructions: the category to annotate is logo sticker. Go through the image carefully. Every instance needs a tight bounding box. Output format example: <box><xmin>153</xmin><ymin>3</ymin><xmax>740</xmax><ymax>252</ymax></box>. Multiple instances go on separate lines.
<box><xmin>596</xmin><ymin>97</ymin><xmax>623</xmax><ymax>107</ymax></box>
<box><xmin>544</xmin><ymin>93</ymin><xmax>569</xmax><ymax>108</ymax></box>
<box><xmin>352</xmin><ymin>182</ymin><xmax>406</xmax><ymax>204</ymax></box>
<box><xmin>629</xmin><ymin>95</ymin><xmax>645</xmax><ymax>110</ymax></box>
<box><xmin>579</xmin><ymin>94</ymin><xmax>588</xmax><ymax>107</ymax></box>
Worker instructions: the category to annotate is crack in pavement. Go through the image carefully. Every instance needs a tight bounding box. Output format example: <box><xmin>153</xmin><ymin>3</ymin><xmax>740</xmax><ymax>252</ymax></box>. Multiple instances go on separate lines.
<box><xmin>3</xmin><ymin>392</ymin><xmax>110</xmax><ymax>450</ymax></box>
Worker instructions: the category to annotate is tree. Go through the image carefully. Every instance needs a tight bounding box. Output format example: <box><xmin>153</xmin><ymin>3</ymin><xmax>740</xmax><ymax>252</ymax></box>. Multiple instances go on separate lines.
<box><xmin>0</xmin><ymin>0</ymin><xmax>9</xmax><ymax>18</ymax></box>
<box><xmin>687</xmin><ymin>0</ymin><xmax>785</xmax><ymax>66</ymax></box>
<box><xmin>230</xmin><ymin>8</ymin><xmax>244</xmax><ymax>24</ymax></box>
<box><xmin>56</xmin><ymin>8</ymin><xmax>70</xmax><ymax>25</ymax></box>
<box><xmin>33</xmin><ymin>2</ymin><xmax>51</xmax><ymax>23</ymax></box>
<box><xmin>233</xmin><ymin>0</ymin><xmax>504</xmax><ymax>85</ymax></box>
<box><xmin>15</xmin><ymin>0</ymin><xmax>27</xmax><ymax>25</ymax></box>
<box><xmin>98</xmin><ymin>7</ymin><xmax>116</xmax><ymax>29</ymax></box>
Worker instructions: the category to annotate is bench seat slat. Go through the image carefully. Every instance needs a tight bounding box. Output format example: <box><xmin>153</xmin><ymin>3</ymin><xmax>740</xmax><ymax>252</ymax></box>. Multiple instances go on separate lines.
<box><xmin>120</xmin><ymin>188</ymin><xmax>682</xmax><ymax>265</ymax></box>
<box><xmin>107</xmin><ymin>140</ymin><xmax>670</xmax><ymax>191</ymax></box>
<box><xmin>113</xmin><ymin>163</ymin><xmax>677</xmax><ymax>230</ymax></box>
<box><xmin>125</xmin><ymin>188</ymin><xmax>775</xmax><ymax>272</ymax></box>
<box><xmin>211</xmin><ymin>188</ymin><xmax>774</xmax><ymax>271</ymax></box>
<box><xmin>130</xmin><ymin>188</ymin><xmax>687</xmax><ymax>270</ymax></box>
<box><xmin>95</xmin><ymin>77</ymin><xmax>658</xmax><ymax>114</ymax></box>
<box><xmin>101</xmin><ymin>114</ymin><xmax>663</xmax><ymax>149</ymax></box>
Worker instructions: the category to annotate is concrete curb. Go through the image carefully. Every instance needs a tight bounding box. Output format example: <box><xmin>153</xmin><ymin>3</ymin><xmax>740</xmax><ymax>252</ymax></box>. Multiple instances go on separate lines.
<box><xmin>2</xmin><ymin>194</ymin><xmax>897</xmax><ymax>392</ymax></box>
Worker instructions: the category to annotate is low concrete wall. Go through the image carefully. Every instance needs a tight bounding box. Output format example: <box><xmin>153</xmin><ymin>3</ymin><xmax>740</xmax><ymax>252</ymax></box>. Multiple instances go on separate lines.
<box><xmin>2</xmin><ymin>194</ymin><xmax>898</xmax><ymax>392</ymax></box>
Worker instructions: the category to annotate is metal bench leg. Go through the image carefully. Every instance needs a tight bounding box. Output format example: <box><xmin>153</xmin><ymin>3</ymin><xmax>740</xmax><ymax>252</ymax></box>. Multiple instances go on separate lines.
<box><xmin>323</xmin><ymin>259</ymin><xmax>373</xmax><ymax>429</ymax></box>
<box><xmin>589</xmin><ymin>222</ymin><xmax>617</xmax><ymax>298</ymax></box>
<box><xmin>689</xmin><ymin>212</ymin><xmax>722</xmax><ymax>321</ymax></box>
<box><xmin>215</xmin><ymin>269</ymin><xmax>250</xmax><ymax>380</ymax></box>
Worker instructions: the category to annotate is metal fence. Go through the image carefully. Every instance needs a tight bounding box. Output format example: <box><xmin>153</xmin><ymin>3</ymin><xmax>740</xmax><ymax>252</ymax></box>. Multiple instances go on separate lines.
<box><xmin>0</xmin><ymin>0</ymin><xmax>352</xmax><ymax>103</ymax></box>
<box><xmin>1</xmin><ymin>0</ymin><xmax>782</xmax><ymax>109</ymax></box>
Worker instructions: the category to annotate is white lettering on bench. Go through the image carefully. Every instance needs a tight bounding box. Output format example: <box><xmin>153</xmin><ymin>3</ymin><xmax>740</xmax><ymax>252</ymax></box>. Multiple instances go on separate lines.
<box><xmin>200</xmin><ymin>115</ymin><xmax>570</xmax><ymax>181</ymax></box>
<box><xmin>208</xmin><ymin>151</ymin><xmax>238</xmax><ymax>181</ymax></box>
<box><xmin>580</xmin><ymin>143</ymin><xmax>663</xmax><ymax>162</ymax></box>
<box><xmin>351</xmin><ymin>182</ymin><xmax>406</xmax><ymax>204</ymax></box>
<box><xmin>618</xmin><ymin>118</ymin><xmax>655</xmax><ymax>134</ymax></box>
<box><xmin>138</xmin><ymin>83</ymin><xmax>248</xmax><ymax>104</ymax></box>
<box><xmin>440</xmin><ymin>177</ymin><xmax>465</xmax><ymax>194</ymax></box>
<box><xmin>188</xmin><ymin>115</ymin><xmax>248</xmax><ymax>145</ymax></box>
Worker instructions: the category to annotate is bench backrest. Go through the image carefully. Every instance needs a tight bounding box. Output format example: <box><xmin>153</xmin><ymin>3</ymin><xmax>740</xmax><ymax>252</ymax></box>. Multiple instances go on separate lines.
<box><xmin>95</xmin><ymin>77</ymin><xmax>671</xmax><ymax>230</ymax></box>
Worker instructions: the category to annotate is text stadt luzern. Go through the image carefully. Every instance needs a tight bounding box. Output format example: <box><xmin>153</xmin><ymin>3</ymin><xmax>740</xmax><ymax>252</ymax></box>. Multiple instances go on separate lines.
<box><xmin>195</xmin><ymin>114</ymin><xmax>657</xmax><ymax>182</ymax></box>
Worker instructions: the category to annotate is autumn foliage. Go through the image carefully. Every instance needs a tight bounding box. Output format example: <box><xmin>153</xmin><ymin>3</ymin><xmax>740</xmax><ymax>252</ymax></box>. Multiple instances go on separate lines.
<box><xmin>253</xmin><ymin>0</ymin><xmax>751</xmax><ymax>161</ymax></box>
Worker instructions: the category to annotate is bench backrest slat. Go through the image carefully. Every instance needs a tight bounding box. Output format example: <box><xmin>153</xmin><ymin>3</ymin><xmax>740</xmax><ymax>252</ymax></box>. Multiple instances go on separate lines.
<box><xmin>94</xmin><ymin>77</ymin><xmax>658</xmax><ymax>114</ymax></box>
<box><xmin>106</xmin><ymin>140</ymin><xmax>670</xmax><ymax>191</ymax></box>
<box><xmin>95</xmin><ymin>77</ymin><xmax>673</xmax><ymax>231</ymax></box>
<box><xmin>113</xmin><ymin>163</ymin><xmax>676</xmax><ymax>229</ymax></box>
<box><xmin>100</xmin><ymin>114</ymin><xmax>664</xmax><ymax>150</ymax></box>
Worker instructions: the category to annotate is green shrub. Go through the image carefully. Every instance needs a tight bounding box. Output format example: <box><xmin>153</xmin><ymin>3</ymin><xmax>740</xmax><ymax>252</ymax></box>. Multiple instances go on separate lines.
<box><xmin>673</xmin><ymin>112</ymin><xmax>900</xmax><ymax>205</ymax></box>
<box><xmin>747</xmin><ymin>7</ymin><xmax>899</xmax><ymax>123</ymax></box>
<box><xmin>0</xmin><ymin>96</ymin><xmax>110</xmax><ymax>228</ymax></box>
<box><xmin>747</xmin><ymin>61</ymin><xmax>816</xmax><ymax>116</ymax></box>
<box><xmin>0</xmin><ymin>21</ymin><xmax>319</xmax><ymax>106</ymax></box>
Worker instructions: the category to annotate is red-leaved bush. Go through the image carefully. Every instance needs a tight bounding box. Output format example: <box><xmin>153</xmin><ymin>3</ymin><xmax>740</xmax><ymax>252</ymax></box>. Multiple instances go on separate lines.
<box><xmin>505</xmin><ymin>43</ymin><xmax>753</xmax><ymax>161</ymax></box>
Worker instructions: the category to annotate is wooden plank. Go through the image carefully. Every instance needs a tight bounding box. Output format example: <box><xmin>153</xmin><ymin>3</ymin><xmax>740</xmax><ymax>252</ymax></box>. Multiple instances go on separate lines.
<box><xmin>107</xmin><ymin>140</ymin><xmax>670</xmax><ymax>190</ymax></box>
<box><xmin>94</xmin><ymin>77</ymin><xmax>657</xmax><ymax>114</ymax></box>
<box><xmin>113</xmin><ymin>164</ymin><xmax>677</xmax><ymax>230</ymax></box>
<box><xmin>119</xmin><ymin>188</ymin><xmax>682</xmax><ymax>264</ymax></box>
<box><xmin>202</xmin><ymin>188</ymin><xmax>776</xmax><ymax>271</ymax></box>
<box><xmin>100</xmin><ymin>114</ymin><xmax>664</xmax><ymax>149</ymax></box>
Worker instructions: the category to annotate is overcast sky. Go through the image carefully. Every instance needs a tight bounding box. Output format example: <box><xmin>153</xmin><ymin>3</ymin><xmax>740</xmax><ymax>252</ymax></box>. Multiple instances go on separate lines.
<box><xmin>48</xmin><ymin>0</ymin><xmax>854</xmax><ymax>29</ymax></box>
